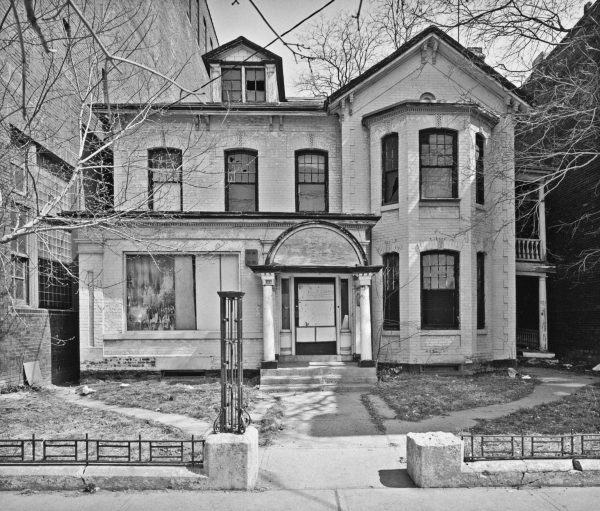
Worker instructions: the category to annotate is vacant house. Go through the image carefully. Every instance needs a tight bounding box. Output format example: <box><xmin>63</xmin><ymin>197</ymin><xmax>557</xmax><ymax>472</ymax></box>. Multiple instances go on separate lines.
<box><xmin>76</xmin><ymin>25</ymin><xmax>532</xmax><ymax>380</ymax></box>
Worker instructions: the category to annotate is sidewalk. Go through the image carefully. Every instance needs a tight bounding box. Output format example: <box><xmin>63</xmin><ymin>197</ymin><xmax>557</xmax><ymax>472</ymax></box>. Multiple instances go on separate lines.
<box><xmin>3</xmin><ymin>487</ymin><xmax>600</xmax><ymax>510</ymax></box>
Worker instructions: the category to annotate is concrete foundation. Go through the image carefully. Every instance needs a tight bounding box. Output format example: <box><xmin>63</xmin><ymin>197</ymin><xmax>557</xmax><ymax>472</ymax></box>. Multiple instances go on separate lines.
<box><xmin>204</xmin><ymin>426</ymin><xmax>259</xmax><ymax>490</ymax></box>
<box><xmin>407</xmin><ymin>432</ymin><xmax>600</xmax><ymax>488</ymax></box>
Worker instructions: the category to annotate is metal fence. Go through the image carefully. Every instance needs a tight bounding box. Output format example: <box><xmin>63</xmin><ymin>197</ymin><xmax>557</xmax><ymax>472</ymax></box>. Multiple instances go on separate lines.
<box><xmin>463</xmin><ymin>434</ymin><xmax>600</xmax><ymax>462</ymax></box>
<box><xmin>0</xmin><ymin>434</ymin><xmax>204</xmax><ymax>466</ymax></box>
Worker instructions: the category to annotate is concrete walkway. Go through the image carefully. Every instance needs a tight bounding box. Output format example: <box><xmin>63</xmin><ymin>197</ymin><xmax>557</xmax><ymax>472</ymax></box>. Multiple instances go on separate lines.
<box><xmin>57</xmin><ymin>390</ymin><xmax>213</xmax><ymax>437</ymax></box>
<box><xmin>39</xmin><ymin>368</ymin><xmax>599</xmax><ymax>493</ymax></box>
<box><xmin>257</xmin><ymin>368</ymin><xmax>599</xmax><ymax>490</ymax></box>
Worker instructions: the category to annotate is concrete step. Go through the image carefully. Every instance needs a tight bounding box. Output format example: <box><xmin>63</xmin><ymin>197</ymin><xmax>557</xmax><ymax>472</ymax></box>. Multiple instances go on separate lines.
<box><xmin>260</xmin><ymin>382</ymin><xmax>377</xmax><ymax>392</ymax></box>
<box><xmin>259</xmin><ymin>364</ymin><xmax>377</xmax><ymax>392</ymax></box>
<box><xmin>279</xmin><ymin>355</ymin><xmax>354</xmax><ymax>363</ymax></box>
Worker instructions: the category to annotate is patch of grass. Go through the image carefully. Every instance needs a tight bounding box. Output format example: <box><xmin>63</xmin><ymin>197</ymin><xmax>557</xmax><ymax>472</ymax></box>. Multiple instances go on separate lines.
<box><xmin>87</xmin><ymin>380</ymin><xmax>263</xmax><ymax>423</ymax></box>
<box><xmin>470</xmin><ymin>383</ymin><xmax>600</xmax><ymax>435</ymax></box>
<box><xmin>375</xmin><ymin>372</ymin><xmax>538</xmax><ymax>422</ymax></box>
<box><xmin>361</xmin><ymin>393</ymin><xmax>386</xmax><ymax>433</ymax></box>
<box><xmin>256</xmin><ymin>397</ymin><xmax>285</xmax><ymax>446</ymax></box>
<box><xmin>0</xmin><ymin>389</ymin><xmax>184</xmax><ymax>439</ymax></box>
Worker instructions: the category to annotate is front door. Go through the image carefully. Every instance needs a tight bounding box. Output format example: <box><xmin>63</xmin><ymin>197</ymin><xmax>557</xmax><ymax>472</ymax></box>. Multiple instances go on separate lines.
<box><xmin>295</xmin><ymin>278</ymin><xmax>337</xmax><ymax>355</ymax></box>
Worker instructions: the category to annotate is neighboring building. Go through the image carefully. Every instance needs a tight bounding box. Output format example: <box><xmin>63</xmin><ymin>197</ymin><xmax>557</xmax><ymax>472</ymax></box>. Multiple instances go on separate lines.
<box><xmin>76</xmin><ymin>26</ymin><xmax>530</xmax><ymax>376</ymax></box>
<box><xmin>521</xmin><ymin>1</ymin><xmax>600</xmax><ymax>358</ymax></box>
<box><xmin>0</xmin><ymin>0</ymin><xmax>217</xmax><ymax>386</ymax></box>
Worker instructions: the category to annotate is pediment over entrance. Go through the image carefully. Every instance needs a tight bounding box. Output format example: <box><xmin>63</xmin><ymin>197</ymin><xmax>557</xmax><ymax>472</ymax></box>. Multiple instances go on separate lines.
<box><xmin>267</xmin><ymin>222</ymin><xmax>366</xmax><ymax>267</ymax></box>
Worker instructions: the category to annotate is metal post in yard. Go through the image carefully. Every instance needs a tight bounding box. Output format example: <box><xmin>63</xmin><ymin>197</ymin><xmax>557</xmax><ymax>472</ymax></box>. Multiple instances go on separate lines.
<box><xmin>214</xmin><ymin>291</ymin><xmax>250</xmax><ymax>434</ymax></box>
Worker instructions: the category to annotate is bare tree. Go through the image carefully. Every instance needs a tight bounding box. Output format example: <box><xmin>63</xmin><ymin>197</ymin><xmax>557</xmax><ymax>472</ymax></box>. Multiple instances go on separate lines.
<box><xmin>294</xmin><ymin>13</ymin><xmax>387</xmax><ymax>96</ymax></box>
<box><xmin>0</xmin><ymin>0</ymin><xmax>215</xmax><ymax>369</ymax></box>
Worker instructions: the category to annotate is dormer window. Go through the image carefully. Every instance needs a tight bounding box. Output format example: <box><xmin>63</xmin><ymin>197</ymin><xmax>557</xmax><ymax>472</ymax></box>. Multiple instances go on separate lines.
<box><xmin>222</xmin><ymin>66</ymin><xmax>265</xmax><ymax>103</ymax></box>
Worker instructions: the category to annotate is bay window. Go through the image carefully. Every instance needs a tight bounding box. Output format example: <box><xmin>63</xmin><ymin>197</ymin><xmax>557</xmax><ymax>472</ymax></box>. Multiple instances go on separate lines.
<box><xmin>421</xmin><ymin>251</ymin><xmax>459</xmax><ymax>329</ymax></box>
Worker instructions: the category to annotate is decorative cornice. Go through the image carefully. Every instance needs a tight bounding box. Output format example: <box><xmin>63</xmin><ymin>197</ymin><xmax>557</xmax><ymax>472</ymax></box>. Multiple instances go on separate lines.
<box><xmin>362</xmin><ymin>101</ymin><xmax>500</xmax><ymax>127</ymax></box>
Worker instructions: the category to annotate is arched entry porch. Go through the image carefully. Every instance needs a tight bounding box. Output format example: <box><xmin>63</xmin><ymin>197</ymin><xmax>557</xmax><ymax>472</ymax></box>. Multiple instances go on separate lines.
<box><xmin>249</xmin><ymin>221</ymin><xmax>380</xmax><ymax>368</ymax></box>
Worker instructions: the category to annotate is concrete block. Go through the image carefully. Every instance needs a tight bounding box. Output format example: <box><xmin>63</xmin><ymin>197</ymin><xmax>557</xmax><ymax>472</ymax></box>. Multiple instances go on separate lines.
<box><xmin>406</xmin><ymin>432</ymin><xmax>463</xmax><ymax>487</ymax></box>
<box><xmin>204</xmin><ymin>426</ymin><xmax>258</xmax><ymax>490</ymax></box>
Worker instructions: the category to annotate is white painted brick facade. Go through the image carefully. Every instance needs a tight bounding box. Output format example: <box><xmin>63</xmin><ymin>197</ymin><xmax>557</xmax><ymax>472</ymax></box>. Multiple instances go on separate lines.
<box><xmin>76</xmin><ymin>31</ymin><xmax>524</xmax><ymax>371</ymax></box>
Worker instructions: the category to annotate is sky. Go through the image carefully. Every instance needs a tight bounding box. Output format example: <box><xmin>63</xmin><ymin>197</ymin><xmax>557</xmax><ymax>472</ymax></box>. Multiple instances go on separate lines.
<box><xmin>206</xmin><ymin>0</ymin><xmax>589</xmax><ymax>96</ymax></box>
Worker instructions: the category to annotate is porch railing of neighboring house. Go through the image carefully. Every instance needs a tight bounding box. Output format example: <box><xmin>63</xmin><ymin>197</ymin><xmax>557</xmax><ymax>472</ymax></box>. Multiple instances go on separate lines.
<box><xmin>462</xmin><ymin>434</ymin><xmax>600</xmax><ymax>462</ymax></box>
<box><xmin>516</xmin><ymin>238</ymin><xmax>543</xmax><ymax>261</ymax></box>
<box><xmin>517</xmin><ymin>328</ymin><xmax>540</xmax><ymax>350</ymax></box>
<box><xmin>0</xmin><ymin>434</ymin><xmax>204</xmax><ymax>466</ymax></box>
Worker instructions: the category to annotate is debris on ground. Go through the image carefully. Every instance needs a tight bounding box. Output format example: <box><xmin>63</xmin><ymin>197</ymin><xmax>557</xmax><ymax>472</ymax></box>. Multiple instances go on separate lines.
<box><xmin>521</xmin><ymin>375</ymin><xmax>532</xmax><ymax>380</ymax></box>
<box><xmin>507</xmin><ymin>367</ymin><xmax>519</xmax><ymax>378</ymax></box>
<box><xmin>79</xmin><ymin>385</ymin><xmax>97</xmax><ymax>396</ymax></box>
<box><xmin>593</xmin><ymin>364</ymin><xmax>600</xmax><ymax>372</ymax></box>
<box><xmin>119</xmin><ymin>383</ymin><xmax>130</xmax><ymax>388</ymax></box>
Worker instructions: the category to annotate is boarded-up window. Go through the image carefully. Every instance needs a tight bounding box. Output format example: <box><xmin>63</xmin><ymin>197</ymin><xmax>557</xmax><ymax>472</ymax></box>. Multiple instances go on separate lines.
<box><xmin>126</xmin><ymin>255</ymin><xmax>196</xmax><ymax>331</ymax></box>
<box><xmin>420</xmin><ymin>130</ymin><xmax>457</xmax><ymax>199</ymax></box>
<box><xmin>296</xmin><ymin>151</ymin><xmax>327</xmax><ymax>212</ymax></box>
<box><xmin>421</xmin><ymin>251</ymin><xmax>459</xmax><ymax>329</ymax></box>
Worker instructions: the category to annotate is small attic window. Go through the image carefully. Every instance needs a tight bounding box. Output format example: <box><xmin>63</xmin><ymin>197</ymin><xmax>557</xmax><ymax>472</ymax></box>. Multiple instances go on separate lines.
<box><xmin>222</xmin><ymin>66</ymin><xmax>265</xmax><ymax>103</ymax></box>
<box><xmin>420</xmin><ymin>92</ymin><xmax>436</xmax><ymax>102</ymax></box>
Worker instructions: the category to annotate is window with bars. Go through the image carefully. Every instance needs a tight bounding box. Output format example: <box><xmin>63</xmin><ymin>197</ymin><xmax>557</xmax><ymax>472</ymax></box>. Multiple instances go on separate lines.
<box><xmin>477</xmin><ymin>252</ymin><xmax>485</xmax><ymax>329</ymax></box>
<box><xmin>476</xmin><ymin>134</ymin><xmax>485</xmax><ymax>205</ymax></box>
<box><xmin>419</xmin><ymin>129</ymin><xmax>458</xmax><ymax>199</ymax></box>
<box><xmin>421</xmin><ymin>251</ymin><xmax>459</xmax><ymax>329</ymax></box>
<box><xmin>225</xmin><ymin>150</ymin><xmax>257</xmax><ymax>211</ymax></box>
<box><xmin>382</xmin><ymin>253</ymin><xmax>400</xmax><ymax>330</ymax></box>
<box><xmin>38</xmin><ymin>258</ymin><xmax>73</xmax><ymax>310</ymax></box>
<box><xmin>382</xmin><ymin>133</ymin><xmax>398</xmax><ymax>205</ymax></box>
<box><xmin>148</xmin><ymin>148</ymin><xmax>183</xmax><ymax>211</ymax></box>
<box><xmin>296</xmin><ymin>150</ymin><xmax>328</xmax><ymax>212</ymax></box>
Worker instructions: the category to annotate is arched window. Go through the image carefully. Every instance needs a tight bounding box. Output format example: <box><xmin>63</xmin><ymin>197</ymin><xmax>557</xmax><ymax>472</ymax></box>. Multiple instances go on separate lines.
<box><xmin>476</xmin><ymin>133</ymin><xmax>485</xmax><ymax>205</ymax></box>
<box><xmin>421</xmin><ymin>251</ymin><xmax>459</xmax><ymax>329</ymax></box>
<box><xmin>225</xmin><ymin>150</ymin><xmax>258</xmax><ymax>211</ymax></box>
<box><xmin>296</xmin><ymin>150</ymin><xmax>328</xmax><ymax>212</ymax></box>
<box><xmin>382</xmin><ymin>133</ymin><xmax>398</xmax><ymax>205</ymax></box>
<box><xmin>148</xmin><ymin>148</ymin><xmax>183</xmax><ymax>211</ymax></box>
<box><xmin>419</xmin><ymin>129</ymin><xmax>457</xmax><ymax>199</ymax></box>
<box><xmin>382</xmin><ymin>253</ymin><xmax>400</xmax><ymax>330</ymax></box>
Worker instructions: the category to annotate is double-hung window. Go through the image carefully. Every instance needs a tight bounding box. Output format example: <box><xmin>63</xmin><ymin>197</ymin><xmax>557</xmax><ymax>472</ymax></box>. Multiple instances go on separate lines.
<box><xmin>477</xmin><ymin>252</ymin><xmax>485</xmax><ymax>329</ymax></box>
<box><xmin>382</xmin><ymin>133</ymin><xmax>398</xmax><ymax>204</ymax></box>
<box><xmin>296</xmin><ymin>150</ymin><xmax>328</xmax><ymax>212</ymax></box>
<box><xmin>222</xmin><ymin>67</ymin><xmax>265</xmax><ymax>103</ymax></box>
<box><xmin>148</xmin><ymin>148</ymin><xmax>183</xmax><ymax>211</ymax></box>
<box><xmin>225</xmin><ymin>150</ymin><xmax>258</xmax><ymax>211</ymax></box>
<box><xmin>382</xmin><ymin>253</ymin><xmax>400</xmax><ymax>330</ymax></box>
<box><xmin>475</xmin><ymin>134</ymin><xmax>485</xmax><ymax>205</ymax></box>
<box><xmin>419</xmin><ymin>129</ymin><xmax>458</xmax><ymax>199</ymax></box>
<box><xmin>9</xmin><ymin>208</ymin><xmax>29</xmax><ymax>304</ymax></box>
<box><xmin>421</xmin><ymin>251</ymin><xmax>459</xmax><ymax>329</ymax></box>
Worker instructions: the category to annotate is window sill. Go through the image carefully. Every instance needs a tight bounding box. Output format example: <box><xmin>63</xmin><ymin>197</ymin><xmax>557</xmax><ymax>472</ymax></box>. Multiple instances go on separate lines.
<box><xmin>108</xmin><ymin>331</ymin><xmax>220</xmax><ymax>340</ymax></box>
<box><xmin>475</xmin><ymin>203</ymin><xmax>486</xmax><ymax>212</ymax></box>
<box><xmin>419</xmin><ymin>199</ymin><xmax>460</xmax><ymax>207</ymax></box>
<box><xmin>380</xmin><ymin>203</ymin><xmax>399</xmax><ymax>212</ymax></box>
<box><xmin>477</xmin><ymin>329</ymin><xmax>488</xmax><ymax>335</ymax></box>
<box><xmin>420</xmin><ymin>328</ymin><xmax>460</xmax><ymax>334</ymax></box>
<box><xmin>382</xmin><ymin>329</ymin><xmax>401</xmax><ymax>335</ymax></box>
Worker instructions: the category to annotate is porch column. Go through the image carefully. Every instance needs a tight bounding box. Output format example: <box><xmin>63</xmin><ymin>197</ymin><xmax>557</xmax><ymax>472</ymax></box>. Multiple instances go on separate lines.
<box><xmin>261</xmin><ymin>273</ymin><xmax>276</xmax><ymax>362</ymax></box>
<box><xmin>357</xmin><ymin>274</ymin><xmax>373</xmax><ymax>362</ymax></box>
<box><xmin>539</xmin><ymin>275</ymin><xmax>548</xmax><ymax>351</ymax></box>
<box><xmin>538</xmin><ymin>183</ymin><xmax>547</xmax><ymax>259</ymax></box>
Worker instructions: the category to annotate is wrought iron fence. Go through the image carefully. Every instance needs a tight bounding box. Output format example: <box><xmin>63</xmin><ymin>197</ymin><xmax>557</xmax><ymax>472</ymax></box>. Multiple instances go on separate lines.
<box><xmin>0</xmin><ymin>434</ymin><xmax>204</xmax><ymax>466</ymax></box>
<box><xmin>462</xmin><ymin>434</ymin><xmax>600</xmax><ymax>462</ymax></box>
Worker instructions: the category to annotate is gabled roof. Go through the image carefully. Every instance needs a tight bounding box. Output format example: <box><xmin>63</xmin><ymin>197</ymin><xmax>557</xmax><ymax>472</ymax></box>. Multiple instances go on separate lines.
<box><xmin>328</xmin><ymin>26</ymin><xmax>530</xmax><ymax>106</ymax></box>
<box><xmin>202</xmin><ymin>36</ymin><xmax>286</xmax><ymax>101</ymax></box>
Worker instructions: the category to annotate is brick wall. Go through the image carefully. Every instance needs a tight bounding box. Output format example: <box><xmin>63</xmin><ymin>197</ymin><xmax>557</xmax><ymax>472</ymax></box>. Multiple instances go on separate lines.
<box><xmin>547</xmin><ymin>159</ymin><xmax>600</xmax><ymax>355</ymax></box>
<box><xmin>0</xmin><ymin>306</ymin><xmax>51</xmax><ymax>386</ymax></box>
